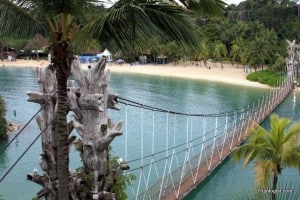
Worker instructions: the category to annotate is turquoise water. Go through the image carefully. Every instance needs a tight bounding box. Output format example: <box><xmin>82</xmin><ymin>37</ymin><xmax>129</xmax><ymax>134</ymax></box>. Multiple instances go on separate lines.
<box><xmin>0</xmin><ymin>67</ymin><xmax>299</xmax><ymax>199</ymax></box>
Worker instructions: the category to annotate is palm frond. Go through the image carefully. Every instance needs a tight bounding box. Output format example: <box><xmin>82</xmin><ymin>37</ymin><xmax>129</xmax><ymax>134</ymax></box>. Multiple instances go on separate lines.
<box><xmin>175</xmin><ymin>0</ymin><xmax>226</xmax><ymax>16</ymax></box>
<box><xmin>231</xmin><ymin>114</ymin><xmax>300</xmax><ymax>192</ymax></box>
<box><xmin>0</xmin><ymin>0</ymin><xmax>97</xmax><ymax>39</ymax></box>
<box><xmin>284</xmin><ymin>123</ymin><xmax>300</xmax><ymax>144</ymax></box>
<box><xmin>141</xmin><ymin>2</ymin><xmax>199</xmax><ymax>47</ymax></box>
<box><xmin>30</xmin><ymin>0</ymin><xmax>90</xmax><ymax>19</ymax></box>
<box><xmin>231</xmin><ymin>143</ymin><xmax>260</xmax><ymax>167</ymax></box>
<box><xmin>0</xmin><ymin>0</ymin><xmax>42</xmax><ymax>37</ymax></box>
<box><xmin>281</xmin><ymin>136</ymin><xmax>300</xmax><ymax>168</ymax></box>
<box><xmin>269</xmin><ymin>114</ymin><xmax>290</xmax><ymax>149</ymax></box>
<box><xmin>78</xmin><ymin>0</ymin><xmax>200</xmax><ymax>51</ymax></box>
<box><xmin>254</xmin><ymin>160</ymin><xmax>275</xmax><ymax>188</ymax></box>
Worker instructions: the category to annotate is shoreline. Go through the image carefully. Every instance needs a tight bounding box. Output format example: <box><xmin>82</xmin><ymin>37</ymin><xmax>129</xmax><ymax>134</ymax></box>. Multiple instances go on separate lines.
<box><xmin>0</xmin><ymin>59</ymin><xmax>269</xmax><ymax>88</ymax></box>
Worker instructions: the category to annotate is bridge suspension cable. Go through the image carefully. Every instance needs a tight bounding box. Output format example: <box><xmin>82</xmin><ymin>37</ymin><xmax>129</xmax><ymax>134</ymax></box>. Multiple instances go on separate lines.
<box><xmin>124</xmin><ymin>117</ymin><xmax>236</xmax><ymax>166</ymax></box>
<box><xmin>118</xmin><ymin>97</ymin><xmax>252</xmax><ymax>117</ymax></box>
<box><xmin>0</xmin><ymin>107</ymin><xmax>42</xmax><ymax>155</ymax></box>
<box><xmin>0</xmin><ymin>116</ymin><xmax>55</xmax><ymax>183</ymax></box>
<box><xmin>0</xmin><ymin>93</ymin><xmax>56</xmax><ymax>155</ymax></box>
<box><xmin>0</xmin><ymin>93</ymin><xmax>56</xmax><ymax>183</ymax></box>
<box><xmin>117</xmin><ymin>74</ymin><xmax>295</xmax><ymax>200</ymax></box>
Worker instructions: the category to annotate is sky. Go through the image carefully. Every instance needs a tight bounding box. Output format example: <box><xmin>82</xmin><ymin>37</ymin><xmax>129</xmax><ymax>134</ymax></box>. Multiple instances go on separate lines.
<box><xmin>225</xmin><ymin>0</ymin><xmax>243</xmax><ymax>5</ymax></box>
<box><xmin>103</xmin><ymin>0</ymin><xmax>244</xmax><ymax>8</ymax></box>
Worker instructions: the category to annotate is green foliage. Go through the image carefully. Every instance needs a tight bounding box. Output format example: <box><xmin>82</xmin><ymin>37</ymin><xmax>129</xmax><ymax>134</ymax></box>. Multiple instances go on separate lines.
<box><xmin>246</xmin><ymin>70</ymin><xmax>283</xmax><ymax>86</ymax></box>
<box><xmin>231</xmin><ymin>114</ymin><xmax>300</xmax><ymax>189</ymax></box>
<box><xmin>250</xmin><ymin>5</ymin><xmax>295</xmax><ymax>40</ymax></box>
<box><xmin>0</xmin><ymin>96</ymin><xmax>5</xmax><ymax>115</ymax></box>
<box><xmin>73</xmin><ymin>155</ymin><xmax>136</xmax><ymax>199</ymax></box>
<box><xmin>269</xmin><ymin>53</ymin><xmax>286</xmax><ymax>72</ymax></box>
<box><xmin>110</xmin><ymin>172</ymin><xmax>136</xmax><ymax>200</ymax></box>
<box><xmin>213</xmin><ymin>41</ymin><xmax>227</xmax><ymax>60</ymax></box>
<box><xmin>74</xmin><ymin>166</ymin><xmax>93</xmax><ymax>198</ymax></box>
<box><xmin>0</xmin><ymin>96</ymin><xmax>7</xmax><ymax>139</ymax></box>
<box><xmin>247</xmin><ymin>29</ymin><xmax>280</xmax><ymax>68</ymax></box>
<box><xmin>0</xmin><ymin>37</ymin><xmax>28</xmax><ymax>50</ymax></box>
<box><xmin>100</xmin><ymin>123</ymin><xmax>107</xmax><ymax>132</ymax></box>
<box><xmin>0</xmin><ymin>117</ymin><xmax>7</xmax><ymax>139</ymax></box>
<box><xmin>109</xmin><ymin>157</ymin><xmax>136</xmax><ymax>200</ymax></box>
<box><xmin>75</xmin><ymin>167</ymin><xmax>93</xmax><ymax>188</ymax></box>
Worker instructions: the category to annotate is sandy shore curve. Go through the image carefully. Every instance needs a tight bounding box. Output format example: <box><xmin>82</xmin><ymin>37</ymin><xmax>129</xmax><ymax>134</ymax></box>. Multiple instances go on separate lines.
<box><xmin>0</xmin><ymin>59</ymin><xmax>269</xmax><ymax>88</ymax></box>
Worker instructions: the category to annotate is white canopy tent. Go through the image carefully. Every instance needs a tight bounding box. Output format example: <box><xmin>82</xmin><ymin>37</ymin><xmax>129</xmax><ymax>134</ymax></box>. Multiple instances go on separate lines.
<box><xmin>97</xmin><ymin>49</ymin><xmax>112</xmax><ymax>62</ymax></box>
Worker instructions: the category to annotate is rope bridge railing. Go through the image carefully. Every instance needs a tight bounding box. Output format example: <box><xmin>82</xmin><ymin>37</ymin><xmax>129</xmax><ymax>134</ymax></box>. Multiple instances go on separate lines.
<box><xmin>110</xmin><ymin>75</ymin><xmax>295</xmax><ymax>200</ymax></box>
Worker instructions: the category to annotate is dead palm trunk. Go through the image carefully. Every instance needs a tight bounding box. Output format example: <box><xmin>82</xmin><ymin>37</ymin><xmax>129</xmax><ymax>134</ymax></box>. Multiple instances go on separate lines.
<box><xmin>27</xmin><ymin>65</ymin><xmax>58</xmax><ymax>199</ymax></box>
<box><xmin>70</xmin><ymin>59</ymin><xmax>122</xmax><ymax>199</ymax></box>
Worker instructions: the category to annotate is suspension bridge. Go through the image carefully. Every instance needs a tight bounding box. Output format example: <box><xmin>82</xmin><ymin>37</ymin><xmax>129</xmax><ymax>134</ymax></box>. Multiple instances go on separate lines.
<box><xmin>0</xmin><ymin>41</ymin><xmax>298</xmax><ymax>199</ymax></box>
<box><xmin>115</xmin><ymin>73</ymin><xmax>295</xmax><ymax>200</ymax></box>
<box><xmin>112</xmin><ymin>40</ymin><xmax>298</xmax><ymax>200</ymax></box>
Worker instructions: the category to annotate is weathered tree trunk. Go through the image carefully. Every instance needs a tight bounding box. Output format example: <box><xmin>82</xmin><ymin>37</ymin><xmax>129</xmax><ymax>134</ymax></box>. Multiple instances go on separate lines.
<box><xmin>70</xmin><ymin>58</ymin><xmax>123</xmax><ymax>199</ymax></box>
<box><xmin>27</xmin><ymin>66</ymin><xmax>58</xmax><ymax>199</ymax></box>
<box><xmin>28</xmin><ymin>57</ymin><xmax>125</xmax><ymax>200</ymax></box>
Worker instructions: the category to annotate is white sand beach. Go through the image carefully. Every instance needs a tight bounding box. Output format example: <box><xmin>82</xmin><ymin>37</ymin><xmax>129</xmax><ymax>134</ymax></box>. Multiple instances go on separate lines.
<box><xmin>0</xmin><ymin>59</ymin><xmax>269</xmax><ymax>88</ymax></box>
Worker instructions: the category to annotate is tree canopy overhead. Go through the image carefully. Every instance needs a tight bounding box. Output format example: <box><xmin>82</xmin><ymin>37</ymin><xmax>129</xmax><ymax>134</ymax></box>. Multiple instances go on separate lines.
<box><xmin>0</xmin><ymin>0</ymin><xmax>226</xmax><ymax>51</ymax></box>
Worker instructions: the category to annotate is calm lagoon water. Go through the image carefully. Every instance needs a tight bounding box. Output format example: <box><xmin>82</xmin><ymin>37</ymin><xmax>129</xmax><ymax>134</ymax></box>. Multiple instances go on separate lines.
<box><xmin>0</xmin><ymin>66</ymin><xmax>299</xmax><ymax>199</ymax></box>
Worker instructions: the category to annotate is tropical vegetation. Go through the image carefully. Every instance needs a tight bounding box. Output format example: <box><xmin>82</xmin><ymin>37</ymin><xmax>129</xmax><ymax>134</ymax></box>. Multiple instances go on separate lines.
<box><xmin>246</xmin><ymin>70</ymin><xmax>284</xmax><ymax>87</ymax></box>
<box><xmin>0</xmin><ymin>96</ymin><xmax>7</xmax><ymax>139</ymax></box>
<box><xmin>231</xmin><ymin>114</ymin><xmax>300</xmax><ymax>200</ymax></box>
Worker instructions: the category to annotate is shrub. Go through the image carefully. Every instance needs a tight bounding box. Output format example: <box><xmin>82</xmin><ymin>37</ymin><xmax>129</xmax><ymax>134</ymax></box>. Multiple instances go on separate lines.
<box><xmin>246</xmin><ymin>70</ymin><xmax>283</xmax><ymax>87</ymax></box>
<box><xmin>0</xmin><ymin>96</ymin><xmax>8</xmax><ymax>139</ymax></box>
<box><xmin>109</xmin><ymin>157</ymin><xmax>136</xmax><ymax>200</ymax></box>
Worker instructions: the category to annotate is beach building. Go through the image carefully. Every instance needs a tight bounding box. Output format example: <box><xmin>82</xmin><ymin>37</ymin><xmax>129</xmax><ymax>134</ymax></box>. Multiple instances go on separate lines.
<box><xmin>20</xmin><ymin>34</ymin><xmax>49</xmax><ymax>60</ymax></box>
<box><xmin>0</xmin><ymin>46</ymin><xmax>16</xmax><ymax>61</ymax></box>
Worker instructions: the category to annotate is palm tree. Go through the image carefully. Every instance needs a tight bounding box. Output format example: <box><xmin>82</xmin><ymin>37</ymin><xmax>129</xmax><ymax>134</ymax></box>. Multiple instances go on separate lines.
<box><xmin>197</xmin><ymin>40</ymin><xmax>210</xmax><ymax>68</ymax></box>
<box><xmin>231</xmin><ymin>114</ymin><xmax>300</xmax><ymax>200</ymax></box>
<box><xmin>213</xmin><ymin>41</ymin><xmax>227</xmax><ymax>69</ymax></box>
<box><xmin>1</xmin><ymin>0</ymin><xmax>225</xmax><ymax>199</ymax></box>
